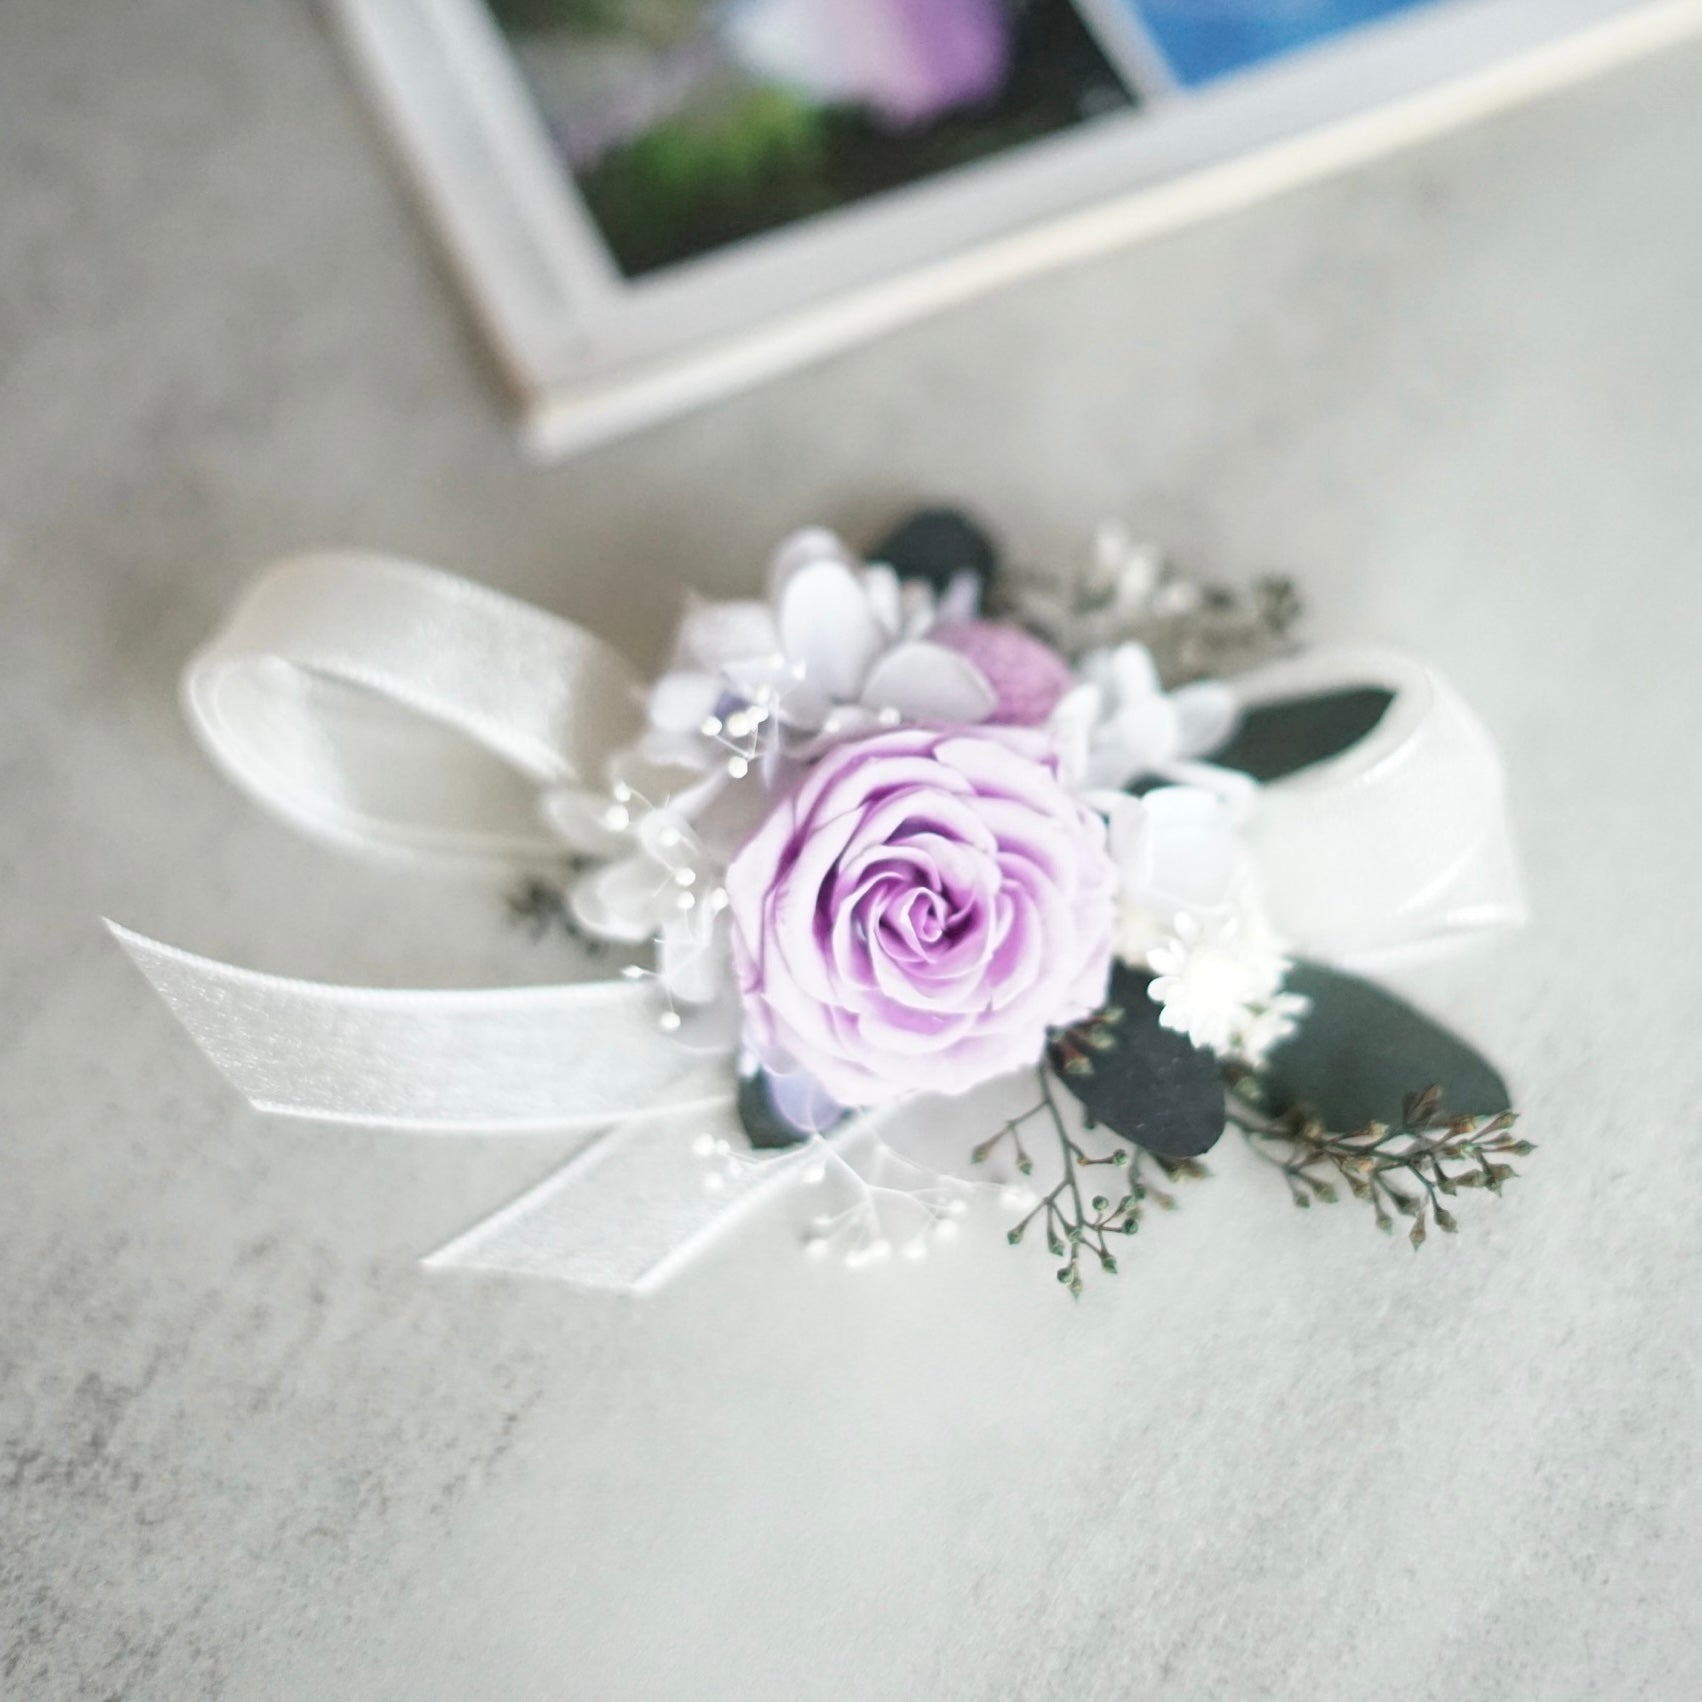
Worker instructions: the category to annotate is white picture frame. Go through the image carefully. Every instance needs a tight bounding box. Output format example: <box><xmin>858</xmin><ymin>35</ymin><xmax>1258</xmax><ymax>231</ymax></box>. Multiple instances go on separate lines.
<box><xmin>327</xmin><ymin>0</ymin><xmax>1702</xmax><ymax>457</ymax></box>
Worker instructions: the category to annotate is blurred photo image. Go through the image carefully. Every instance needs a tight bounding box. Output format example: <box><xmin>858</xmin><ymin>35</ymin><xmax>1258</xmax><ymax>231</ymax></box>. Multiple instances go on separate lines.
<box><xmin>490</xmin><ymin>0</ymin><xmax>1136</xmax><ymax>274</ymax></box>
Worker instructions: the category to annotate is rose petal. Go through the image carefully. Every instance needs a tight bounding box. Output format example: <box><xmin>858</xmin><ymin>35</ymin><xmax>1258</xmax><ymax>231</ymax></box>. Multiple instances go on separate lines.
<box><xmin>724</xmin><ymin>724</ymin><xmax>1118</xmax><ymax>1108</ymax></box>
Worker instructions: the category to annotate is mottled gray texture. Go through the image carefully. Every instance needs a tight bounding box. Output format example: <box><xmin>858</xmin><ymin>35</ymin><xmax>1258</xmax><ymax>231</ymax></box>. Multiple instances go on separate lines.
<box><xmin>4</xmin><ymin>3</ymin><xmax>1701</xmax><ymax>1697</ymax></box>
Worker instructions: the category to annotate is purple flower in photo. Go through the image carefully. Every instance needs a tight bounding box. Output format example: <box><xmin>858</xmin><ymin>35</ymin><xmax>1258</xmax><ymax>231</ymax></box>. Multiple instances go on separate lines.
<box><xmin>726</xmin><ymin>0</ymin><xmax>1011</xmax><ymax>130</ymax></box>
<box><xmin>725</xmin><ymin>724</ymin><xmax>1117</xmax><ymax>1107</ymax></box>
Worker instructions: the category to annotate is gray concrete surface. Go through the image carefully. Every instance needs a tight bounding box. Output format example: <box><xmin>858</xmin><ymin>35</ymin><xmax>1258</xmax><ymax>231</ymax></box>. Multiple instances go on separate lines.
<box><xmin>4</xmin><ymin>3</ymin><xmax>1701</xmax><ymax>1697</ymax></box>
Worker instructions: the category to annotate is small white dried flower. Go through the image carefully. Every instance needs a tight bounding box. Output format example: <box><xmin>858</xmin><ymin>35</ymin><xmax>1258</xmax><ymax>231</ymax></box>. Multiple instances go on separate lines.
<box><xmin>1146</xmin><ymin>910</ymin><xmax>1307</xmax><ymax>1063</ymax></box>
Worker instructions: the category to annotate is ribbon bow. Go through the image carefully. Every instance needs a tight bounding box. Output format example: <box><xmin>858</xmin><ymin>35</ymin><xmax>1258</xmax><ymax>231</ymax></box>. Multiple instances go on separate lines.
<box><xmin>111</xmin><ymin>553</ymin><xmax>1523</xmax><ymax>1290</ymax></box>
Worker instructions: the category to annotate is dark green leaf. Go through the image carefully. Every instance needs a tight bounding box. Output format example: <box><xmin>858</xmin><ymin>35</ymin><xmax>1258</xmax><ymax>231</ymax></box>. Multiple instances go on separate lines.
<box><xmin>869</xmin><ymin>506</ymin><xmax>999</xmax><ymax>598</ymax></box>
<box><xmin>1211</xmin><ymin>687</ymin><xmax>1394</xmax><ymax>783</ymax></box>
<box><xmin>1262</xmin><ymin>961</ymin><xmax>1511</xmax><ymax>1132</ymax></box>
<box><xmin>1049</xmin><ymin>965</ymin><xmax>1225</xmax><ymax>1158</ymax></box>
<box><xmin>735</xmin><ymin>1071</ymin><xmax>829</xmax><ymax>1150</ymax></box>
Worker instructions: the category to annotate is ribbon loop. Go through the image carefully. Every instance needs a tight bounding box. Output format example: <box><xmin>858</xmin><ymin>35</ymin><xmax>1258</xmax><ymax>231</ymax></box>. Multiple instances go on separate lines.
<box><xmin>1234</xmin><ymin>645</ymin><xmax>1526</xmax><ymax>966</ymax></box>
<box><xmin>112</xmin><ymin>559</ymin><xmax>1527</xmax><ymax>1289</ymax></box>
<box><xmin>183</xmin><ymin>552</ymin><xmax>645</xmax><ymax>867</ymax></box>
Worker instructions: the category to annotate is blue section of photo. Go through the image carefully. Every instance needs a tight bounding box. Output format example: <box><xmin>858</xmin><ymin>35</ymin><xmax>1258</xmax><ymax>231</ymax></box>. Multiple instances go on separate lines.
<box><xmin>1130</xmin><ymin>0</ymin><xmax>1440</xmax><ymax>86</ymax></box>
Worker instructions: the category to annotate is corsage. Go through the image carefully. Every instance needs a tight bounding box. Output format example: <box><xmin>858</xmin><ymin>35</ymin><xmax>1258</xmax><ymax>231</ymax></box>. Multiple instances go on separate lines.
<box><xmin>112</xmin><ymin>511</ymin><xmax>1530</xmax><ymax>1294</ymax></box>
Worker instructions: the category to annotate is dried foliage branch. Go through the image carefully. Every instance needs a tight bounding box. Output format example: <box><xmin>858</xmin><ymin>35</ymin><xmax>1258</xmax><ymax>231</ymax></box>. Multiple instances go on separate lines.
<box><xmin>972</xmin><ymin>1065</ymin><xmax>1207</xmax><ymax>1298</ymax></box>
<box><xmin>1225</xmin><ymin>1079</ymin><xmax>1532</xmax><ymax>1246</ymax></box>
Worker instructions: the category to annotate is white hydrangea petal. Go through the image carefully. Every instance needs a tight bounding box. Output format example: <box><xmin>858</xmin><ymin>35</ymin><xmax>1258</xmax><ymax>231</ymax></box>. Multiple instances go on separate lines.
<box><xmin>1109</xmin><ymin>693</ymin><xmax>1183</xmax><ymax>779</ymax></box>
<box><xmin>1105</xmin><ymin>792</ymin><xmax>1171</xmax><ymax>964</ymax></box>
<box><xmin>636</xmin><ymin>805</ymin><xmax>697</xmax><ymax>863</ymax></box>
<box><xmin>758</xmin><ymin>743</ymin><xmax>806</xmax><ymax>800</ymax></box>
<box><xmin>1110</xmin><ymin>641</ymin><xmax>1164</xmax><ymax>702</ymax></box>
<box><xmin>610</xmin><ymin>738</ymin><xmax>721</xmax><ymax>817</ymax></box>
<box><xmin>859</xmin><ymin>641</ymin><xmax>996</xmax><ymax>724</ymax></box>
<box><xmin>676</xmin><ymin>596</ymin><xmax>779</xmax><ymax>671</ymax></box>
<box><xmin>778</xmin><ymin>557</ymin><xmax>886</xmax><ymax>700</ymax></box>
<box><xmin>1048</xmin><ymin>683</ymin><xmax>1103</xmax><ymax>790</ymax></box>
<box><xmin>1103</xmin><ymin>793</ymin><xmax>1155</xmax><ymax>886</ymax></box>
<box><xmin>766</xmin><ymin>526</ymin><xmax>856</xmax><ymax>601</ymax></box>
<box><xmin>647</xmin><ymin>670</ymin><xmax>724</xmax><ymax>734</ymax></box>
<box><xmin>1141</xmin><ymin>785</ymin><xmax>1242</xmax><ymax>916</ymax></box>
<box><xmin>719</xmin><ymin>651</ymin><xmax>796</xmax><ymax>709</ymax></box>
<box><xmin>933</xmin><ymin>568</ymin><xmax>982</xmax><ymax>628</ymax></box>
<box><xmin>1152</xmin><ymin>837</ymin><xmax>1240</xmax><ymax>919</ymax></box>
<box><xmin>1141</xmin><ymin>781</ymin><xmax>1233</xmax><ymax>834</ymax></box>
<box><xmin>538</xmin><ymin>785</ymin><xmax>631</xmax><ymax>857</ymax></box>
<box><xmin>1078</xmin><ymin>645</ymin><xmax>1237</xmax><ymax>782</ymax></box>
<box><xmin>1081</xmin><ymin>746</ymin><xmax>1130</xmax><ymax>792</ymax></box>
<box><xmin>1084</xmin><ymin>694</ymin><xmax>1179</xmax><ymax>789</ymax></box>
<box><xmin>898</xmin><ymin>579</ymin><xmax>939</xmax><ymax>639</ymax></box>
<box><xmin>771</xmin><ymin>677</ymin><xmax>833</xmax><ymax>733</ymax></box>
<box><xmin>1120</xmin><ymin>691</ymin><xmax>1183</xmax><ymax>760</ymax></box>
<box><xmin>1171</xmin><ymin>680</ymin><xmax>1239</xmax><ymax>759</ymax></box>
<box><xmin>861</xmin><ymin>564</ymin><xmax>905</xmax><ymax>639</ymax></box>
<box><xmin>1156</xmin><ymin>757</ymin><xmax>1260</xmax><ymax>822</ymax></box>
<box><xmin>570</xmin><ymin>856</ymin><xmax>663</xmax><ymax>944</ymax></box>
<box><xmin>691</xmin><ymin>775</ymin><xmax>772</xmax><ymax>864</ymax></box>
<box><xmin>1077</xmin><ymin>646</ymin><xmax>1119</xmax><ymax>697</ymax></box>
<box><xmin>800</xmin><ymin>703</ymin><xmax>880</xmax><ymax>755</ymax></box>
<box><xmin>1115</xmin><ymin>904</ymin><xmax>1169</xmax><ymax>966</ymax></box>
<box><xmin>659</xmin><ymin>905</ymin><xmax>726</xmax><ymax>1006</ymax></box>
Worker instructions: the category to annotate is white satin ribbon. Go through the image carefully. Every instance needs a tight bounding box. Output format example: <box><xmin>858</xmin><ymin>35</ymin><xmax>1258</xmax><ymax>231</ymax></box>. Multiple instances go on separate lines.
<box><xmin>1233</xmin><ymin>645</ymin><xmax>1526</xmax><ymax>966</ymax></box>
<box><xmin>112</xmin><ymin>557</ymin><xmax>1523</xmax><ymax>1290</ymax></box>
<box><xmin>424</xmin><ymin>1102</ymin><xmax>820</xmax><ymax>1293</ymax></box>
<box><xmin>181</xmin><ymin>552</ymin><xmax>644</xmax><ymax>866</ymax></box>
<box><xmin>106</xmin><ymin>924</ymin><xmax>728</xmax><ymax>1131</ymax></box>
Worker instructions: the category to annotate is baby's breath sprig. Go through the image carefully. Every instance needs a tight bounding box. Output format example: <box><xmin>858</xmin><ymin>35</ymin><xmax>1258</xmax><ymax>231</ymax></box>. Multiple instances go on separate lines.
<box><xmin>1224</xmin><ymin>1075</ymin><xmax>1532</xmax><ymax>1246</ymax></box>
<box><xmin>972</xmin><ymin>1064</ymin><xmax>1206</xmax><ymax>1298</ymax></box>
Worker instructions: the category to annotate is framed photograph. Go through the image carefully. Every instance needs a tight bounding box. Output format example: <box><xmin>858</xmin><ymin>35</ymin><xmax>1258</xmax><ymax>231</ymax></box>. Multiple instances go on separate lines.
<box><xmin>329</xmin><ymin>0</ymin><xmax>1702</xmax><ymax>454</ymax></box>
